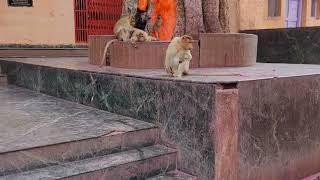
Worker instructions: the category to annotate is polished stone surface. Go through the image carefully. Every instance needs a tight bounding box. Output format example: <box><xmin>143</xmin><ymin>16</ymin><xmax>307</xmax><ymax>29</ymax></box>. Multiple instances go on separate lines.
<box><xmin>146</xmin><ymin>171</ymin><xmax>197</xmax><ymax>180</ymax></box>
<box><xmin>0</xmin><ymin>85</ymin><xmax>156</xmax><ymax>153</ymax></box>
<box><xmin>238</xmin><ymin>76</ymin><xmax>320</xmax><ymax>180</ymax></box>
<box><xmin>2</xmin><ymin>58</ymin><xmax>320</xmax><ymax>180</ymax></box>
<box><xmin>0</xmin><ymin>145</ymin><xmax>176</xmax><ymax>180</ymax></box>
<box><xmin>0</xmin><ymin>59</ymin><xmax>216</xmax><ymax>180</ymax></box>
<box><xmin>147</xmin><ymin>170</ymin><xmax>196</xmax><ymax>180</ymax></box>
<box><xmin>1</xmin><ymin>57</ymin><xmax>320</xmax><ymax>83</ymax></box>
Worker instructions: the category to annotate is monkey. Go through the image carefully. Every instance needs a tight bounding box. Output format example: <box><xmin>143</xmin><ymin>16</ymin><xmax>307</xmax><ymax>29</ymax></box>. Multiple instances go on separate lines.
<box><xmin>130</xmin><ymin>28</ymin><xmax>158</xmax><ymax>45</ymax></box>
<box><xmin>164</xmin><ymin>35</ymin><xmax>244</xmax><ymax>77</ymax></box>
<box><xmin>168</xmin><ymin>48</ymin><xmax>192</xmax><ymax>77</ymax></box>
<box><xmin>100</xmin><ymin>10</ymin><xmax>136</xmax><ymax>67</ymax></box>
<box><xmin>165</xmin><ymin>35</ymin><xmax>194</xmax><ymax>77</ymax></box>
<box><xmin>150</xmin><ymin>15</ymin><xmax>162</xmax><ymax>40</ymax></box>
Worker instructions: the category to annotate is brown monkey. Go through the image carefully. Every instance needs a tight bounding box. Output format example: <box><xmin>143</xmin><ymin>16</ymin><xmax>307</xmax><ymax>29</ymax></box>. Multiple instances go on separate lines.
<box><xmin>165</xmin><ymin>35</ymin><xmax>193</xmax><ymax>77</ymax></box>
<box><xmin>100</xmin><ymin>11</ymin><xmax>136</xmax><ymax>67</ymax></box>
<box><xmin>165</xmin><ymin>35</ymin><xmax>244</xmax><ymax>77</ymax></box>
<box><xmin>130</xmin><ymin>28</ymin><xmax>158</xmax><ymax>45</ymax></box>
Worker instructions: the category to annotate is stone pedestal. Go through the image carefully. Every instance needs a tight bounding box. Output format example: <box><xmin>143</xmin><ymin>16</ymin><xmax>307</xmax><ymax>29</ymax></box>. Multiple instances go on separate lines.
<box><xmin>89</xmin><ymin>33</ymin><xmax>257</xmax><ymax>69</ymax></box>
<box><xmin>110</xmin><ymin>41</ymin><xmax>200</xmax><ymax>69</ymax></box>
<box><xmin>200</xmin><ymin>33</ymin><xmax>258</xmax><ymax>67</ymax></box>
<box><xmin>88</xmin><ymin>35</ymin><xmax>115</xmax><ymax>66</ymax></box>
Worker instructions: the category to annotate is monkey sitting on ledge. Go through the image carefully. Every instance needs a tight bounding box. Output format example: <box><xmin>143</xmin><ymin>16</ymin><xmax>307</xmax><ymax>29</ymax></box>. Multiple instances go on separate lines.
<box><xmin>164</xmin><ymin>35</ymin><xmax>243</xmax><ymax>77</ymax></box>
<box><xmin>100</xmin><ymin>9</ymin><xmax>158</xmax><ymax>67</ymax></box>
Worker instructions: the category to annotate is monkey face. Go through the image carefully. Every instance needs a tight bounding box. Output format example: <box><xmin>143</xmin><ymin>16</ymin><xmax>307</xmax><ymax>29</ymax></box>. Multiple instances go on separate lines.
<box><xmin>181</xmin><ymin>35</ymin><xmax>193</xmax><ymax>50</ymax></box>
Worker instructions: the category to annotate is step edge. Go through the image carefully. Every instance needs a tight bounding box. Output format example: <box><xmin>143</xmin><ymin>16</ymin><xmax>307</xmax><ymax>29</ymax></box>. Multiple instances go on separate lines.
<box><xmin>1</xmin><ymin>145</ymin><xmax>177</xmax><ymax>179</ymax></box>
<box><xmin>0</xmin><ymin>126</ymin><xmax>159</xmax><ymax>155</ymax></box>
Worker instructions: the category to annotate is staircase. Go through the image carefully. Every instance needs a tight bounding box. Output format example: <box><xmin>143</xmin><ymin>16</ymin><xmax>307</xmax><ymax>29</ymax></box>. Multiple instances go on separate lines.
<box><xmin>0</xmin><ymin>86</ymin><xmax>195</xmax><ymax>180</ymax></box>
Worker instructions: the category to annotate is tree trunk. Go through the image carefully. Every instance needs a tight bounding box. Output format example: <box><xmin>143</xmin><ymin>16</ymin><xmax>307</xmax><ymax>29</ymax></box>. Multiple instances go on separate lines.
<box><xmin>202</xmin><ymin>0</ymin><xmax>222</xmax><ymax>33</ymax></box>
<box><xmin>184</xmin><ymin>0</ymin><xmax>205</xmax><ymax>38</ymax></box>
<box><xmin>219</xmin><ymin>0</ymin><xmax>230</xmax><ymax>33</ymax></box>
<box><xmin>173</xmin><ymin>0</ymin><xmax>186</xmax><ymax>37</ymax></box>
<box><xmin>122</xmin><ymin>0</ymin><xmax>138</xmax><ymax>16</ymax></box>
<box><xmin>121</xmin><ymin>0</ymin><xmax>238</xmax><ymax>38</ymax></box>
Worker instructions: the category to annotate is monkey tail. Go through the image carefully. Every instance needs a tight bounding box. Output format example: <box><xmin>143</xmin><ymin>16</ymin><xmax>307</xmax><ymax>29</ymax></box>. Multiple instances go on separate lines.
<box><xmin>100</xmin><ymin>39</ymin><xmax>118</xmax><ymax>67</ymax></box>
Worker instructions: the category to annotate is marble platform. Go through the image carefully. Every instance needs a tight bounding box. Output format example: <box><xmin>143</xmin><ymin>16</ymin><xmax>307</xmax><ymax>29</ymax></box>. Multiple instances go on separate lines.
<box><xmin>1</xmin><ymin>57</ymin><xmax>320</xmax><ymax>180</ymax></box>
<box><xmin>0</xmin><ymin>85</ymin><xmax>180</xmax><ymax>179</ymax></box>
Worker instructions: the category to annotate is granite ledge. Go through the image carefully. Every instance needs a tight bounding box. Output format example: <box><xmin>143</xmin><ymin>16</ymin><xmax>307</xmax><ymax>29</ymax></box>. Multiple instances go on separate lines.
<box><xmin>0</xmin><ymin>57</ymin><xmax>320</xmax><ymax>84</ymax></box>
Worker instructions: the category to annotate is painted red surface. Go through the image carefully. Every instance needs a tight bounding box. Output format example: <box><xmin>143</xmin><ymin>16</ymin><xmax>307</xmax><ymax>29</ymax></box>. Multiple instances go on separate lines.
<box><xmin>74</xmin><ymin>0</ymin><xmax>123</xmax><ymax>43</ymax></box>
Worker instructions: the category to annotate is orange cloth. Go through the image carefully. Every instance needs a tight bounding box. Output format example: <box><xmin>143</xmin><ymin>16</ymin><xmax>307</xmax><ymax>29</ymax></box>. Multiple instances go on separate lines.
<box><xmin>151</xmin><ymin>0</ymin><xmax>177</xmax><ymax>40</ymax></box>
<box><xmin>138</xmin><ymin>0</ymin><xmax>148</xmax><ymax>11</ymax></box>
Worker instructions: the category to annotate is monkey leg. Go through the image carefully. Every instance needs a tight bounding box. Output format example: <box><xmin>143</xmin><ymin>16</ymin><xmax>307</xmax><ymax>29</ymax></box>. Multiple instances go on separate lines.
<box><xmin>173</xmin><ymin>63</ymin><xmax>185</xmax><ymax>77</ymax></box>
<box><xmin>172</xmin><ymin>71</ymin><xmax>182</xmax><ymax>77</ymax></box>
<box><xmin>182</xmin><ymin>61</ymin><xmax>190</xmax><ymax>75</ymax></box>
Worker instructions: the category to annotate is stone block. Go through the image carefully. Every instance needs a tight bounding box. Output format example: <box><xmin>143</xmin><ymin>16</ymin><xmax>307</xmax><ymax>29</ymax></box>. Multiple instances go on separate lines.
<box><xmin>88</xmin><ymin>35</ymin><xmax>115</xmax><ymax>66</ymax></box>
<box><xmin>199</xmin><ymin>33</ymin><xmax>257</xmax><ymax>67</ymax></box>
<box><xmin>110</xmin><ymin>41</ymin><xmax>200</xmax><ymax>69</ymax></box>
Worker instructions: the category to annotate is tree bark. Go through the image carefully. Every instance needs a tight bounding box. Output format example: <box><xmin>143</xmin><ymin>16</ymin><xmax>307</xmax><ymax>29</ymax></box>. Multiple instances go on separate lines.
<box><xmin>174</xmin><ymin>0</ymin><xmax>186</xmax><ymax>37</ymax></box>
<box><xmin>122</xmin><ymin>0</ymin><xmax>238</xmax><ymax>38</ymax></box>
<box><xmin>202</xmin><ymin>0</ymin><xmax>222</xmax><ymax>33</ymax></box>
<box><xmin>184</xmin><ymin>0</ymin><xmax>205</xmax><ymax>38</ymax></box>
<box><xmin>219</xmin><ymin>0</ymin><xmax>230</xmax><ymax>33</ymax></box>
<box><xmin>122</xmin><ymin>0</ymin><xmax>138</xmax><ymax>16</ymax></box>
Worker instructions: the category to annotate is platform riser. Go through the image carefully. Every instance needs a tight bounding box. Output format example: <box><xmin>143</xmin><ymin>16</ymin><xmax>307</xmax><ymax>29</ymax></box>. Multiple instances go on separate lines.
<box><xmin>88</xmin><ymin>33</ymin><xmax>257</xmax><ymax>69</ymax></box>
<box><xmin>0</xmin><ymin>128</ymin><xmax>159</xmax><ymax>175</ymax></box>
<box><xmin>65</xmin><ymin>153</ymin><xmax>176</xmax><ymax>180</ymax></box>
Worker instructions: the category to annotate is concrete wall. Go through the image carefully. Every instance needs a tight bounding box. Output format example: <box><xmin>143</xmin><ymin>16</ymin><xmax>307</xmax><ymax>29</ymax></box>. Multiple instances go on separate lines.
<box><xmin>301</xmin><ymin>0</ymin><xmax>320</xmax><ymax>27</ymax></box>
<box><xmin>240</xmin><ymin>0</ymin><xmax>320</xmax><ymax>30</ymax></box>
<box><xmin>240</xmin><ymin>0</ymin><xmax>286</xmax><ymax>30</ymax></box>
<box><xmin>228</xmin><ymin>0</ymin><xmax>240</xmax><ymax>32</ymax></box>
<box><xmin>0</xmin><ymin>0</ymin><xmax>75</xmax><ymax>45</ymax></box>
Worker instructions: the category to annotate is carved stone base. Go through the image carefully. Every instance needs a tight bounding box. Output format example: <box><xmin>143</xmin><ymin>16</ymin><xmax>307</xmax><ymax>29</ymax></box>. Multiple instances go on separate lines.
<box><xmin>88</xmin><ymin>33</ymin><xmax>257</xmax><ymax>69</ymax></box>
<box><xmin>88</xmin><ymin>35</ymin><xmax>115</xmax><ymax>66</ymax></box>
<box><xmin>110</xmin><ymin>41</ymin><xmax>200</xmax><ymax>69</ymax></box>
<box><xmin>200</xmin><ymin>33</ymin><xmax>258</xmax><ymax>67</ymax></box>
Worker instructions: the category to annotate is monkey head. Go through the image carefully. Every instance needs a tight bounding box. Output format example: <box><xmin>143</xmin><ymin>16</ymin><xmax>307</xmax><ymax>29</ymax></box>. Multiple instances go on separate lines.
<box><xmin>181</xmin><ymin>35</ymin><xmax>193</xmax><ymax>50</ymax></box>
<box><xmin>126</xmin><ymin>8</ymin><xmax>136</xmax><ymax>27</ymax></box>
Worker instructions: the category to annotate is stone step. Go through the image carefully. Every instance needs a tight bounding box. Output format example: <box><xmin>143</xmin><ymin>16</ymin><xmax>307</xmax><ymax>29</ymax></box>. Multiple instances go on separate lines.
<box><xmin>0</xmin><ymin>74</ymin><xmax>7</xmax><ymax>85</ymax></box>
<box><xmin>0</xmin><ymin>86</ymin><xmax>159</xmax><ymax>175</ymax></box>
<box><xmin>0</xmin><ymin>145</ymin><xmax>177</xmax><ymax>180</ymax></box>
<box><xmin>147</xmin><ymin>170</ymin><xmax>197</xmax><ymax>180</ymax></box>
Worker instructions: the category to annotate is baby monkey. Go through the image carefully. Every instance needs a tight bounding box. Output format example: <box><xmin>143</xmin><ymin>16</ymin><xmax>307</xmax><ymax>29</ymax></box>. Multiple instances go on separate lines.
<box><xmin>130</xmin><ymin>28</ymin><xmax>158</xmax><ymax>45</ymax></box>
